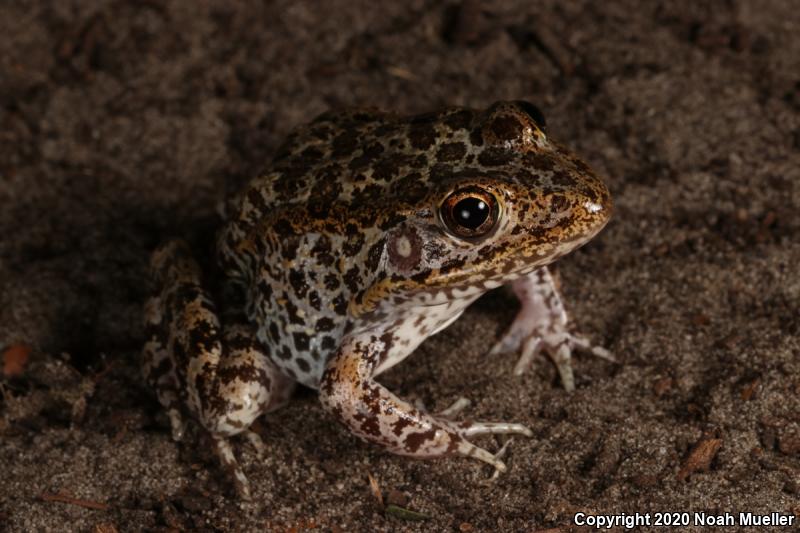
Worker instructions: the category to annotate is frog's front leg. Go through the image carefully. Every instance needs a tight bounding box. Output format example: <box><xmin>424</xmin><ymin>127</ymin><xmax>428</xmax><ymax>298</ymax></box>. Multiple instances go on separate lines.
<box><xmin>489</xmin><ymin>267</ymin><xmax>614</xmax><ymax>391</ymax></box>
<box><xmin>319</xmin><ymin>334</ymin><xmax>532</xmax><ymax>473</ymax></box>
<box><xmin>142</xmin><ymin>241</ymin><xmax>295</xmax><ymax>499</ymax></box>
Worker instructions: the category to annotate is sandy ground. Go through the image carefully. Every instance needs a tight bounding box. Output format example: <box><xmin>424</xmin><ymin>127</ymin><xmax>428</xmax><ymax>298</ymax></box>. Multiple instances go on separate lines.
<box><xmin>1</xmin><ymin>1</ymin><xmax>798</xmax><ymax>531</ymax></box>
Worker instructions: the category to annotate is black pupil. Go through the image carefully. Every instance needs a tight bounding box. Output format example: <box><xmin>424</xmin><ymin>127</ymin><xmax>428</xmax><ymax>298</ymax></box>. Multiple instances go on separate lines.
<box><xmin>453</xmin><ymin>197</ymin><xmax>489</xmax><ymax>229</ymax></box>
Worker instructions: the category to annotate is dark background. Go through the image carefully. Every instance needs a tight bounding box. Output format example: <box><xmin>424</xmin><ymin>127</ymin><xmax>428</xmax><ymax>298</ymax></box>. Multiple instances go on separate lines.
<box><xmin>1</xmin><ymin>1</ymin><xmax>798</xmax><ymax>531</ymax></box>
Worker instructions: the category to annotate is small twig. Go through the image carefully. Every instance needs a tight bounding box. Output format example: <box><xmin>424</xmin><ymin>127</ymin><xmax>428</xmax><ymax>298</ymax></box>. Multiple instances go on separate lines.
<box><xmin>367</xmin><ymin>472</ymin><xmax>383</xmax><ymax>507</ymax></box>
<box><xmin>39</xmin><ymin>492</ymin><xmax>110</xmax><ymax>511</ymax></box>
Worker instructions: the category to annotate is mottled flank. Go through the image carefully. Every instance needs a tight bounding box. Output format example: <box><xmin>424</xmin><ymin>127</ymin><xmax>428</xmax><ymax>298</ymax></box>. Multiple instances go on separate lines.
<box><xmin>143</xmin><ymin>101</ymin><xmax>612</xmax><ymax>497</ymax></box>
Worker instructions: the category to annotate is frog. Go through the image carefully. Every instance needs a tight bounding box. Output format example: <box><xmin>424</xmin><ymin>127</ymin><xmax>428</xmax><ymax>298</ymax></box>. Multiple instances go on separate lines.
<box><xmin>142</xmin><ymin>100</ymin><xmax>613</xmax><ymax>499</ymax></box>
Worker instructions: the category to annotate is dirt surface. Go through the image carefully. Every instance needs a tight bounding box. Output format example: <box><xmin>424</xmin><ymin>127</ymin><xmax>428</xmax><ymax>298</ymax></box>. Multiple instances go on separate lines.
<box><xmin>1</xmin><ymin>1</ymin><xmax>799</xmax><ymax>531</ymax></box>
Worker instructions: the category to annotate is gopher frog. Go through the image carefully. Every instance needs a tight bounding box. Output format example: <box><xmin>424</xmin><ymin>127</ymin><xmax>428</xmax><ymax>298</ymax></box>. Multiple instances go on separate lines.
<box><xmin>142</xmin><ymin>101</ymin><xmax>613</xmax><ymax>498</ymax></box>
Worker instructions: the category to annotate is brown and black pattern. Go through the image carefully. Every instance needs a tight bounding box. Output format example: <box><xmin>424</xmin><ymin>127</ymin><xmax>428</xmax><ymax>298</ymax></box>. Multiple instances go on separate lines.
<box><xmin>144</xmin><ymin>101</ymin><xmax>613</xmax><ymax>497</ymax></box>
<box><xmin>143</xmin><ymin>241</ymin><xmax>295</xmax><ymax>498</ymax></box>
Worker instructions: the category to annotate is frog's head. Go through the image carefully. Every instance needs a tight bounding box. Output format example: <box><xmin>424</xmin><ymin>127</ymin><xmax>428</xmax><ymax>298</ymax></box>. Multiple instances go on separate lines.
<box><xmin>351</xmin><ymin>101</ymin><xmax>611</xmax><ymax>316</ymax></box>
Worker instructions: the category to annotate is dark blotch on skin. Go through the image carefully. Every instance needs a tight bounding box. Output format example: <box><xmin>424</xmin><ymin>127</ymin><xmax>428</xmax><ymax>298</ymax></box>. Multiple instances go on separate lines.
<box><xmin>391</xmin><ymin>416</ymin><xmax>414</xmax><ymax>436</ymax></box>
<box><xmin>378</xmin><ymin>212</ymin><xmax>407</xmax><ymax>232</ymax></box>
<box><xmin>172</xmin><ymin>285</ymin><xmax>202</xmax><ymax>309</ymax></box>
<box><xmin>551</xmin><ymin>170</ymin><xmax>577</xmax><ymax>188</ymax></box>
<box><xmin>438</xmin><ymin>254</ymin><xmax>467</xmax><ymax>275</ymax></box>
<box><xmin>365</xmin><ymin>239</ymin><xmax>385</xmax><ymax>272</ymax></box>
<box><xmin>324</xmin><ymin>273</ymin><xmax>340</xmax><ymax>291</ymax></box>
<box><xmin>246</xmin><ymin>188</ymin><xmax>267</xmax><ymax>213</ymax></box>
<box><xmin>348</xmin><ymin>141</ymin><xmax>385</xmax><ymax>171</ymax></box>
<box><xmin>389</xmin><ymin>173</ymin><xmax>427</xmax><ymax>203</ymax></box>
<box><xmin>333</xmin><ymin>294</ymin><xmax>348</xmax><ymax>315</ymax></box>
<box><xmin>308</xmin><ymin>168</ymin><xmax>344</xmax><ymax>218</ymax></box>
<box><xmin>308</xmin><ymin>290</ymin><xmax>321</xmax><ymax>311</ymax></box>
<box><xmin>278</xmin><ymin>345</ymin><xmax>292</xmax><ymax>360</ymax></box>
<box><xmin>296</xmin><ymin>357</ymin><xmax>311</xmax><ymax>373</ymax></box>
<box><xmin>332</xmin><ymin>130</ymin><xmax>360</xmax><ymax>157</ymax></box>
<box><xmin>272</xmin><ymin>169</ymin><xmax>305</xmax><ymax>200</ymax></box>
<box><xmin>217</xmin><ymin>356</ymin><xmax>271</xmax><ymax>385</ymax></box>
<box><xmin>478</xmin><ymin>147</ymin><xmax>515</xmax><ymax>167</ymax></box>
<box><xmin>404</xmin><ymin>429</ymin><xmax>438</xmax><ymax>453</ymax></box>
<box><xmin>436</xmin><ymin>142</ymin><xmax>467</xmax><ymax>162</ymax></box>
<box><xmin>281</xmin><ymin>237</ymin><xmax>301</xmax><ymax>262</ymax></box>
<box><xmin>343</xmin><ymin>226</ymin><xmax>365</xmax><ymax>257</ymax></box>
<box><xmin>292</xmin><ymin>332</ymin><xmax>310</xmax><ymax>352</ymax></box>
<box><xmin>378</xmin><ymin>331</ymin><xmax>395</xmax><ymax>351</ymax></box>
<box><xmin>272</xmin><ymin>218</ymin><xmax>295</xmax><ymax>239</ymax></box>
<box><xmin>410</xmin><ymin>269</ymin><xmax>431</xmax><ymax>283</ymax></box>
<box><xmin>490</xmin><ymin>115</ymin><xmax>523</xmax><ymax>142</ymax></box>
<box><xmin>284</xmin><ymin>298</ymin><xmax>305</xmax><ymax>325</ymax></box>
<box><xmin>321</xmin><ymin>335</ymin><xmax>336</xmax><ymax>351</ymax></box>
<box><xmin>522</xmin><ymin>152</ymin><xmax>554</xmax><ymax>172</ymax></box>
<box><xmin>316</xmin><ymin>317</ymin><xmax>335</xmax><ymax>332</ymax></box>
<box><xmin>574</xmin><ymin>158</ymin><xmax>592</xmax><ymax>174</ymax></box>
<box><xmin>257</xmin><ymin>280</ymin><xmax>273</xmax><ymax>302</ymax></box>
<box><xmin>360</xmin><ymin>415</ymin><xmax>382</xmax><ymax>437</ymax></box>
<box><xmin>351</xmin><ymin>183</ymin><xmax>384</xmax><ymax>205</ymax></box>
<box><xmin>187</xmin><ymin>319</ymin><xmax>218</xmax><ymax>354</ymax></box>
<box><xmin>469</xmin><ymin>128</ymin><xmax>484</xmax><ymax>147</ymax></box>
<box><xmin>373</xmin><ymin>154</ymin><xmax>415</xmax><ymax>181</ymax></box>
<box><xmin>344</xmin><ymin>266</ymin><xmax>361</xmax><ymax>292</ymax></box>
<box><xmin>408</xmin><ymin>123</ymin><xmax>437</xmax><ymax>150</ymax></box>
<box><xmin>288</xmin><ymin>269</ymin><xmax>307</xmax><ymax>298</ymax></box>
<box><xmin>477</xmin><ymin>241</ymin><xmax>509</xmax><ymax>262</ymax></box>
<box><xmin>312</xmin><ymin>235</ymin><xmax>336</xmax><ymax>267</ymax></box>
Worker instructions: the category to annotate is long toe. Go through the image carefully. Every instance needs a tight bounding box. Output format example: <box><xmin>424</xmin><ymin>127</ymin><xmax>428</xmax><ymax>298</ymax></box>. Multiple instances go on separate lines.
<box><xmin>569</xmin><ymin>333</ymin><xmax>616</xmax><ymax>362</ymax></box>
<box><xmin>457</xmin><ymin>421</ymin><xmax>533</xmax><ymax>438</ymax></box>
<box><xmin>455</xmin><ymin>439</ymin><xmax>508</xmax><ymax>473</ymax></box>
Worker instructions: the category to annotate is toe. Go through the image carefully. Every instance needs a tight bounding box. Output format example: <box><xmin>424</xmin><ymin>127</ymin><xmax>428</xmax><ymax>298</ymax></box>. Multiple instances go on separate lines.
<box><xmin>457</xmin><ymin>422</ymin><xmax>533</xmax><ymax>438</ymax></box>
<box><xmin>437</xmin><ymin>397</ymin><xmax>472</xmax><ymax>418</ymax></box>
<box><xmin>548</xmin><ymin>343</ymin><xmax>576</xmax><ymax>391</ymax></box>
<box><xmin>512</xmin><ymin>336</ymin><xmax>543</xmax><ymax>375</ymax></box>
<box><xmin>455</xmin><ymin>440</ymin><xmax>508</xmax><ymax>473</ymax></box>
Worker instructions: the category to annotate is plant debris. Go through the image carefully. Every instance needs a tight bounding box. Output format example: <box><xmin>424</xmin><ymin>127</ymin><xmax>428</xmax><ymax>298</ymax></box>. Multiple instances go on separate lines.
<box><xmin>39</xmin><ymin>492</ymin><xmax>110</xmax><ymax>511</ymax></box>
<box><xmin>2</xmin><ymin>344</ymin><xmax>31</xmax><ymax>378</ymax></box>
<box><xmin>677</xmin><ymin>434</ymin><xmax>723</xmax><ymax>481</ymax></box>
<box><xmin>385</xmin><ymin>504</ymin><xmax>429</xmax><ymax>521</ymax></box>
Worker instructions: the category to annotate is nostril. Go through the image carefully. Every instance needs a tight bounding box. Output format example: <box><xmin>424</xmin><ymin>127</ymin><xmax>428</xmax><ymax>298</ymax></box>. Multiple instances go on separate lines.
<box><xmin>513</xmin><ymin>100</ymin><xmax>547</xmax><ymax>130</ymax></box>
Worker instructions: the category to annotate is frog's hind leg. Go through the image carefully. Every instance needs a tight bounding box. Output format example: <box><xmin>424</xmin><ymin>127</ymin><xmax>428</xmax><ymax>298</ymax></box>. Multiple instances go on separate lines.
<box><xmin>489</xmin><ymin>267</ymin><xmax>615</xmax><ymax>391</ymax></box>
<box><xmin>142</xmin><ymin>240</ymin><xmax>294</xmax><ymax>499</ymax></box>
<box><xmin>204</xmin><ymin>323</ymin><xmax>295</xmax><ymax>498</ymax></box>
<box><xmin>143</xmin><ymin>296</ymin><xmax>187</xmax><ymax>442</ymax></box>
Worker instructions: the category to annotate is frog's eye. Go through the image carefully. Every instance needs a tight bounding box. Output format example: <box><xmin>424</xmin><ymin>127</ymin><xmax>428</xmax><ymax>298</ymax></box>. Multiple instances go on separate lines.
<box><xmin>514</xmin><ymin>100</ymin><xmax>546</xmax><ymax>130</ymax></box>
<box><xmin>441</xmin><ymin>187</ymin><xmax>500</xmax><ymax>239</ymax></box>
